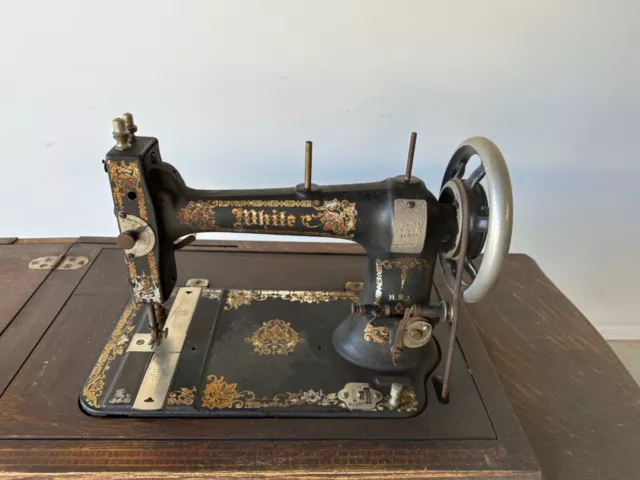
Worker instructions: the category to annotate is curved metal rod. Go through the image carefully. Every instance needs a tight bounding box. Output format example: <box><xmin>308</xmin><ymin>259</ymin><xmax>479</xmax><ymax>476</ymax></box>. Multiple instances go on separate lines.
<box><xmin>441</xmin><ymin>177</ymin><xmax>470</xmax><ymax>400</ymax></box>
<box><xmin>464</xmin><ymin>258</ymin><xmax>477</xmax><ymax>280</ymax></box>
<box><xmin>467</xmin><ymin>164</ymin><xmax>486</xmax><ymax>187</ymax></box>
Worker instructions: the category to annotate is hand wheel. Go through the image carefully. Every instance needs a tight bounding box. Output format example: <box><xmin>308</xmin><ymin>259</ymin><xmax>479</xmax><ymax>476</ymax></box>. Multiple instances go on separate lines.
<box><xmin>439</xmin><ymin>137</ymin><xmax>513</xmax><ymax>303</ymax></box>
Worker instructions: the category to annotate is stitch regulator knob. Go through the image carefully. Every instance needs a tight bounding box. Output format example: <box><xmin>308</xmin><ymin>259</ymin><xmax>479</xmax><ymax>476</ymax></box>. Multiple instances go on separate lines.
<box><xmin>116</xmin><ymin>231</ymin><xmax>138</xmax><ymax>250</ymax></box>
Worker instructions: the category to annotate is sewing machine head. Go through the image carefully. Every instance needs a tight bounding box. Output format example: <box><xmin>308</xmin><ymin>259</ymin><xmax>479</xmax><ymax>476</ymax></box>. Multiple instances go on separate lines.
<box><xmin>84</xmin><ymin>113</ymin><xmax>512</xmax><ymax>417</ymax></box>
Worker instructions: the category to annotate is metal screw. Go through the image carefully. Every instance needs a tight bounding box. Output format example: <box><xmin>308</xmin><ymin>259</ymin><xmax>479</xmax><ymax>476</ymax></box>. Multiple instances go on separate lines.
<box><xmin>407</xmin><ymin>201</ymin><xmax>415</xmax><ymax>208</ymax></box>
<box><xmin>127</xmin><ymin>253</ymin><xmax>135</xmax><ymax>259</ymax></box>
<box><xmin>136</xmin><ymin>339</ymin><xmax>144</xmax><ymax>345</ymax></box>
<box><xmin>118</xmin><ymin>211</ymin><xmax>127</xmax><ymax>219</ymax></box>
<box><xmin>373</xmin><ymin>392</ymin><xmax>381</xmax><ymax>400</ymax></box>
<box><xmin>340</xmin><ymin>391</ymin><xmax>349</xmax><ymax>399</ymax></box>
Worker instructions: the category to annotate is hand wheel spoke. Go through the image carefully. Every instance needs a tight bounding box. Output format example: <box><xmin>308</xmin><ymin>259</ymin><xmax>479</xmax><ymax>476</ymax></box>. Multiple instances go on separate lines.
<box><xmin>452</xmin><ymin>164</ymin><xmax>467</xmax><ymax>179</ymax></box>
<box><xmin>464</xmin><ymin>258</ymin><xmax>478</xmax><ymax>280</ymax></box>
<box><xmin>467</xmin><ymin>164</ymin><xmax>485</xmax><ymax>187</ymax></box>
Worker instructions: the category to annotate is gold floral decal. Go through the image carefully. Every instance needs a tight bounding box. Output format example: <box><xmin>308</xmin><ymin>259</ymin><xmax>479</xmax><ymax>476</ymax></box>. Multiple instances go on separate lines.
<box><xmin>148</xmin><ymin>251</ymin><xmax>159</xmax><ymax>286</ymax></box>
<box><xmin>132</xmin><ymin>271</ymin><xmax>161</xmax><ymax>304</ymax></box>
<box><xmin>301</xmin><ymin>199</ymin><xmax>357</xmax><ymax>238</ymax></box>
<box><xmin>380</xmin><ymin>257</ymin><xmax>428</xmax><ymax>289</ymax></box>
<box><xmin>201</xmin><ymin>375</ymin><xmax>418</xmax><ymax>411</ymax></box>
<box><xmin>376</xmin><ymin>387</ymin><xmax>418</xmax><ymax>413</ymax></box>
<box><xmin>201</xmin><ymin>375</ymin><xmax>340</xmax><ymax>409</ymax></box>
<box><xmin>108</xmin><ymin>388</ymin><xmax>132</xmax><ymax>405</ymax></box>
<box><xmin>82</xmin><ymin>301</ymin><xmax>138</xmax><ymax>407</ymax></box>
<box><xmin>245</xmin><ymin>319</ymin><xmax>304</xmax><ymax>355</ymax></box>
<box><xmin>167</xmin><ymin>387</ymin><xmax>196</xmax><ymax>406</ymax></box>
<box><xmin>207</xmin><ymin>200</ymin><xmax>315</xmax><ymax>208</ymax></box>
<box><xmin>364</xmin><ymin>323</ymin><xmax>390</xmax><ymax>344</ymax></box>
<box><xmin>374</xmin><ymin>257</ymin><xmax>428</xmax><ymax>305</ymax></box>
<box><xmin>201</xmin><ymin>288</ymin><xmax>222</xmax><ymax>300</ymax></box>
<box><xmin>176</xmin><ymin>200</ymin><xmax>316</xmax><ymax>232</ymax></box>
<box><xmin>106</xmin><ymin>160</ymin><xmax>148</xmax><ymax>221</ymax></box>
<box><xmin>178</xmin><ymin>201</ymin><xmax>216</xmax><ymax>230</ymax></box>
<box><xmin>225</xmin><ymin>289</ymin><xmax>359</xmax><ymax>310</ymax></box>
<box><xmin>176</xmin><ymin>198</ymin><xmax>357</xmax><ymax>239</ymax></box>
<box><xmin>201</xmin><ymin>375</ymin><xmax>247</xmax><ymax>408</ymax></box>
<box><xmin>107</xmin><ymin>160</ymin><xmax>160</xmax><ymax>301</ymax></box>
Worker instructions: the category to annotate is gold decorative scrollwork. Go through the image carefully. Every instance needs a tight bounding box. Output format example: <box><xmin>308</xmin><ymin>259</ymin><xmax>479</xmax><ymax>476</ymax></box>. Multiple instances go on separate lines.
<box><xmin>225</xmin><ymin>289</ymin><xmax>359</xmax><ymax>310</ymax></box>
<box><xmin>380</xmin><ymin>257</ymin><xmax>428</xmax><ymax>289</ymax></box>
<box><xmin>245</xmin><ymin>319</ymin><xmax>305</xmax><ymax>355</ymax></box>
<box><xmin>209</xmin><ymin>199</ymin><xmax>315</xmax><ymax>208</ymax></box>
<box><xmin>201</xmin><ymin>288</ymin><xmax>222</xmax><ymax>300</ymax></box>
<box><xmin>176</xmin><ymin>198</ymin><xmax>357</xmax><ymax>239</ymax></box>
<box><xmin>147</xmin><ymin>251</ymin><xmax>159</xmax><ymax>286</ymax></box>
<box><xmin>107</xmin><ymin>161</ymin><xmax>141</xmax><ymax>211</ymax></box>
<box><xmin>200</xmin><ymin>375</ymin><xmax>418</xmax><ymax>412</ymax></box>
<box><xmin>106</xmin><ymin>160</ymin><xmax>148</xmax><ymax>221</ymax></box>
<box><xmin>376</xmin><ymin>387</ymin><xmax>418</xmax><ymax>413</ymax></box>
<box><xmin>107</xmin><ymin>160</ymin><xmax>160</xmax><ymax>301</ymax></box>
<box><xmin>178</xmin><ymin>201</ymin><xmax>216</xmax><ymax>230</ymax></box>
<box><xmin>374</xmin><ymin>256</ymin><xmax>428</xmax><ymax>305</ymax></box>
<box><xmin>132</xmin><ymin>271</ymin><xmax>161</xmax><ymax>304</ymax></box>
<box><xmin>167</xmin><ymin>387</ymin><xmax>197</xmax><ymax>406</ymax></box>
<box><xmin>108</xmin><ymin>388</ymin><xmax>132</xmax><ymax>405</ymax></box>
<box><xmin>301</xmin><ymin>199</ymin><xmax>357</xmax><ymax>238</ymax></box>
<box><xmin>201</xmin><ymin>375</ymin><xmax>341</xmax><ymax>409</ymax></box>
<box><xmin>364</xmin><ymin>323</ymin><xmax>390</xmax><ymax>344</ymax></box>
<box><xmin>82</xmin><ymin>301</ymin><xmax>138</xmax><ymax>407</ymax></box>
<box><xmin>201</xmin><ymin>375</ymin><xmax>249</xmax><ymax>408</ymax></box>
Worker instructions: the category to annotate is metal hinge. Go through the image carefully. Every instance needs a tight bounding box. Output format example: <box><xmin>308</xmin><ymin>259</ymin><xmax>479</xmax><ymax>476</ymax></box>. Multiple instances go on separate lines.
<box><xmin>29</xmin><ymin>255</ymin><xmax>89</xmax><ymax>271</ymax></box>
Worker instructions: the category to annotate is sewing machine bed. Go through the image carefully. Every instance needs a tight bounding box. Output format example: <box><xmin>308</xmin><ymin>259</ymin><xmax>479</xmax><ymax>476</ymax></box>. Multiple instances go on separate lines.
<box><xmin>80</xmin><ymin>286</ymin><xmax>453</xmax><ymax>418</ymax></box>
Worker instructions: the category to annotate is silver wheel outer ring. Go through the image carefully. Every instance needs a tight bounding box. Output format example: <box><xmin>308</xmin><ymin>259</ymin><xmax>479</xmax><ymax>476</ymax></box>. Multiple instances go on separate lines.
<box><xmin>445</xmin><ymin>137</ymin><xmax>513</xmax><ymax>304</ymax></box>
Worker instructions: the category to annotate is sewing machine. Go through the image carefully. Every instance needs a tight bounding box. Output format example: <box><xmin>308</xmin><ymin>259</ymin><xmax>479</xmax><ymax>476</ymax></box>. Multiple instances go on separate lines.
<box><xmin>80</xmin><ymin>113</ymin><xmax>512</xmax><ymax>418</ymax></box>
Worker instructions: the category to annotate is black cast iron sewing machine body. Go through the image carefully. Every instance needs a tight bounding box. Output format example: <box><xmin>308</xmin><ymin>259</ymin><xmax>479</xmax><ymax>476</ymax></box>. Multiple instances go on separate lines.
<box><xmin>81</xmin><ymin>114</ymin><xmax>513</xmax><ymax>418</ymax></box>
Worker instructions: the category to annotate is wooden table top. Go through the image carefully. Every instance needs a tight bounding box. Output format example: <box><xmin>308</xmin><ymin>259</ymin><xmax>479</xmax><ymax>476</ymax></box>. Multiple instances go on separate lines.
<box><xmin>0</xmin><ymin>237</ymin><xmax>638</xmax><ymax>479</ymax></box>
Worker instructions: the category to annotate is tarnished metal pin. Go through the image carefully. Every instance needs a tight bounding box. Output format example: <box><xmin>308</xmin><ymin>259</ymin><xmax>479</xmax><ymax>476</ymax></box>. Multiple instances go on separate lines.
<box><xmin>122</xmin><ymin>112</ymin><xmax>138</xmax><ymax>142</ymax></box>
<box><xmin>112</xmin><ymin>118</ymin><xmax>132</xmax><ymax>151</ymax></box>
<box><xmin>304</xmin><ymin>141</ymin><xmax>313</xmax><ymax>191</ymax></box>
<box><xmin>405</xmin><ymin>132</ymin><xmax>417</xmax><ymax>182</ymax></box>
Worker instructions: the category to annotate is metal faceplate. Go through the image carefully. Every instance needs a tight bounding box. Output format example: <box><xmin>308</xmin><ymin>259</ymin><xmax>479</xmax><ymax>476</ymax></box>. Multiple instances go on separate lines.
<box><xmin>337</xmin><ymin>382</ymin><xmax>383</xmax><ymax>411</ymax></box>
<box><xmin>390</xmin><ymin>199</ymin><xmax>427</xmax><ymax>254</ymax></box>
<box><xmin>117</xmin><ymin>214</ymin><xmax>155</xmax><ymax>258</ymax></box>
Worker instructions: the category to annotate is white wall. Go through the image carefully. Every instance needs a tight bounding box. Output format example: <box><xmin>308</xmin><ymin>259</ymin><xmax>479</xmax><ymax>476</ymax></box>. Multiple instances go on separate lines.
<box><xmin>1</xmin><ymin>0</ymin><xmax>639</xmax><ymax>338</ymax></box>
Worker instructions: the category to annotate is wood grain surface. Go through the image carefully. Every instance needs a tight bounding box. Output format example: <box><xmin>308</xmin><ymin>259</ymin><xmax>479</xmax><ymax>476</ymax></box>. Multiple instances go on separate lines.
<box><xmin>0</xmin><ymin>238</ymin><xmax>638</xmax><ymax>479</ymax></box>
<box><xmin>0</xmin><ymin>243</ymin><xmax>71</xmax><ymax>334</ymax></box>
<box><xmin>0</xmin><ymin>242</ymin><xmax>103</xmax><ymax>396</ymax></box>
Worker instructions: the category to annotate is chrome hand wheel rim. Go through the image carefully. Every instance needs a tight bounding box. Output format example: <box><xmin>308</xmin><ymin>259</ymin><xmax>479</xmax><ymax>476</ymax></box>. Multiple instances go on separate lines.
<box><xmin>439</xmin><ymin>137</ymin><xmax>513</xmax><ymax>303</ymax></box>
